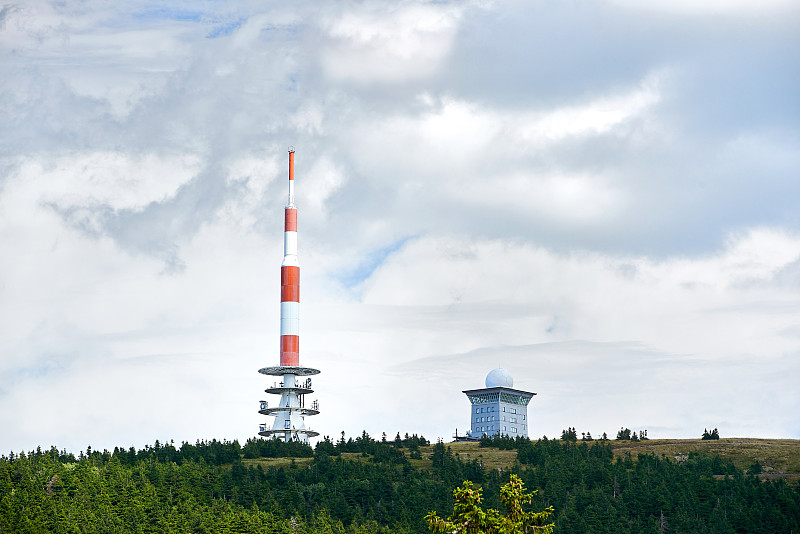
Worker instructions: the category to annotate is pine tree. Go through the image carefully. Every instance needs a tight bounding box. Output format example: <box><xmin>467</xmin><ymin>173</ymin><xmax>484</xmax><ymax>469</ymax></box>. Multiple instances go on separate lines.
<box><xmin>425</xmin><ymin>474</ymin><xmax>554</xmax><ymax>534</ymax></box>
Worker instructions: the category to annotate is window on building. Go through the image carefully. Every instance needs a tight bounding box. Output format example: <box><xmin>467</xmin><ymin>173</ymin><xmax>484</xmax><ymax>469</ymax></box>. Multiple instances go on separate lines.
<box><xmin>284</xmin><ymin>420</ymin><xmax>291</xmax><ymax>429</ymax></box>
<box><xmin>510</xmin><ymin>417</ymin><xmax>517</xmax><ymax>423</ymax></box>
<box><xmin>512</xmin><ymin>427</ymin><xmax>517</xmax><ymax>433</ymax></box>
<box><xmin>511</xmin><ymin>408</ymin><xmax>516</xmax><ymax>414</ymax></box>
<box><xmin>502</xmin><ymin>426</ymin><xmax>507</xmax><ymax>431</ymax></box>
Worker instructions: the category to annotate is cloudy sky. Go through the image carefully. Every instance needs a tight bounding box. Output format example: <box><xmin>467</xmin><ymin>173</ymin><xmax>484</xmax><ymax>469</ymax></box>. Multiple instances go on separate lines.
<box><xmin>1</xmin><ymin>0</ymin><xmax>799</xmax><ymax>454</ymax></box>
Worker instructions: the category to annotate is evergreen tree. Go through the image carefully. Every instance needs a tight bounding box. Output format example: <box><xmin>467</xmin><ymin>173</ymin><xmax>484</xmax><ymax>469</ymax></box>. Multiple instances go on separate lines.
<box><xmin>560</xmin><ymin>427</ymin><xmax>577</xmax><ymax>441</ymax></box>
<box><xmin>616</xmin><ymin>428</ymin><xmax>632</xmax><ymax>440</ymax></box>
<box><xmin>425</xmin><ymin>475</ymin><xmax>554</xmax><ymax>534</ymax></box>
<box><xmin>701</xmin><ymin>428</ymin><xmax>719</xmax><ymax>440</ymax></box>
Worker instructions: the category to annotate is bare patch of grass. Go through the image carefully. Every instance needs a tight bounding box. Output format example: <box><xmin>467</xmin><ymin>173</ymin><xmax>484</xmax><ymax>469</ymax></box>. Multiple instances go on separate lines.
<box><xmin>239</xmin><ymin>438</ymin><xmax>800</xmax><ymax>482</ymax></box>
<box><xmin>609</xmin><ymin>438</ymin><xmax>800</xmax><ymax>475</ymax></box>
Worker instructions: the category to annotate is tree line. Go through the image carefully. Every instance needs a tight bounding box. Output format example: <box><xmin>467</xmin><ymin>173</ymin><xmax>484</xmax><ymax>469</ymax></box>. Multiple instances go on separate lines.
<box><xmin>2</xmin><ymin>432</ymin><xmax>799</xmax><ymax>533</ymax></box>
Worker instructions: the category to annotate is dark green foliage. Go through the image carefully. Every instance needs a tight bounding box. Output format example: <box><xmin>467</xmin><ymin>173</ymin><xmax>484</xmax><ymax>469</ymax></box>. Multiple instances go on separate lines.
<box><xmin>480</xmin><ymin>434</ymin><xmax>531</xmax><ymax>450</ymax></box>
<box><xmin>613</xmin><ymin>428</ymin><xmax>649</xmax><ymax>441</ymax></box>
<box><xmin>426</xmin><ymin>475</ymin><xmax>554</xmax><ymax>534</ymax></box>
<box><xmin>109</xmin><ymin>438</ymin><xmax>242</xmax><ymax>466</ymax></box>
<box><xmin>616</xmin><ymin>427</ymin><xmax>633</xmax><ymax>440</ymax></box>
<box><xmin>560</xmin><ymin>428</ymin><xmax>578</xmax><ymax>442</ymax></box>
<box><xmin>2</xmin><ymin>436</ymin><xmax>799</xmax><ymax>534</ymax></box>
<box><xmin>0</xmin><ymin>435</ymin><xmax>457</xmax><ymax>534</ymax></box>
<box><xmin>513</xmin><ymin>440</ymin><xmax>799</xmax><ymax>534</ymax></box>
<box><xmin>702</xmin><ymin>428</ymin><xmax>721</xmax><ymax>440</ymax></box>
<box><xmin>242</xmin><ymin>437</ymin><xmax>314</xmax><ymax>459</ymax></box>
<box><xmin>320</xmin><ymin>431</ymin><xmax>428</xmax><ymax>465</ymax></box>
<box><xmin>748</xmin><ymin>460</ymin><xmax>763</xmax><ymax>475</ymax></box>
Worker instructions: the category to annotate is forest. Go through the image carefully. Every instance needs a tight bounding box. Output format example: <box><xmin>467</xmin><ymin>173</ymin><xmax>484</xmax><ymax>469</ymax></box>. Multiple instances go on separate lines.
<box><xmin>1</xmin><ymin>432</ymin><xmax>799</xmax><ymax>533</ymax></box>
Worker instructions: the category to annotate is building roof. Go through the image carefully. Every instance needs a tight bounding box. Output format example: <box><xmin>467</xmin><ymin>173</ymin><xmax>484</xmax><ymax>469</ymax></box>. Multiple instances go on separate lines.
<box><xmin>462</xmin><ymin>386</ymin><xmax>536</xmax><ymax>398</ymax></box>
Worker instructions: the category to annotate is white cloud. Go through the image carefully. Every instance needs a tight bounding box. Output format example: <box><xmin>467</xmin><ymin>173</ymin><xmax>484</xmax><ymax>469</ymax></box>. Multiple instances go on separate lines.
<box><xmin>607</xmin><ymin>0</ymin><xmax>800</xmax><ymax>16</ymax></box>
<box><xmin>361</xmin><ymin>228</ymin><xmax>800</xmax><ymax>366</ymax></box>
<box><xmin>23</xmin><ymin>153</ymin><xmax>200</xmax><ymax>213</ymax></box>
<box><xmin>320</xmin><ymin>2</ymin><xmax>464</xmax><ymax>82</ymax></box>
<box><xmin>0</xmin><ymin>0</ymin><xmax>798</xmax><ymax>452</ymax></box>
<box><xmin>325</xmin><ymin>228</ymin><xmax>800</xmax><ymax>439</ymax></box>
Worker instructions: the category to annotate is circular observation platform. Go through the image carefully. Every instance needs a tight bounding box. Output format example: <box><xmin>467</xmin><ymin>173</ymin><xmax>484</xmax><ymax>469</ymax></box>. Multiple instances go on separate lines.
<box><xmin>259</xmin><ymin>366</ymin><xmax>320</xmax><ymax>376</ymax></box>
<box><xmin>259</xmin><ymin>406</ymin><xmax>320</xmax><ymax>417</ymax></box>
<box><xmin>264</xmin><ymin>385</ymin><xmax>314</xmax><ymax>395</ymax></box>
<box><xmin>259</xmin><ymin>428</ymin><xmax>320</xmax><ymax>439</ymax></box>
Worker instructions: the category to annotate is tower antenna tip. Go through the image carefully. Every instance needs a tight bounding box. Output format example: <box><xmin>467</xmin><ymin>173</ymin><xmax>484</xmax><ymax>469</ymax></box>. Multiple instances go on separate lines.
<box><xmin>288</xmin><ymin>146</ymin><xmax>295</xmax><ymax>153</ymax></box>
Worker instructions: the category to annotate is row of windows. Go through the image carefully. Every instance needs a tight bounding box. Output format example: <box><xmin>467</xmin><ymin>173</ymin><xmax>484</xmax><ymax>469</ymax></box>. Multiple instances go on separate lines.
<box><xmin>475</xmin><ymin>406</ymin><xmax>523</xmax><ymax>415</ymax></box>
<box><xmin>474</xmin><ymin>415</ymin><xmax>526</xmax><ymax>423</ymax></box>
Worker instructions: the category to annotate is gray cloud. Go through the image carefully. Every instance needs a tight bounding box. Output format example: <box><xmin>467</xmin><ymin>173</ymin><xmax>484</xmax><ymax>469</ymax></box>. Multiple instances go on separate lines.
<box><xmin>0</xmin><ymin>0</ymin><xmax>798</xmax><ymax>452</ymax></box>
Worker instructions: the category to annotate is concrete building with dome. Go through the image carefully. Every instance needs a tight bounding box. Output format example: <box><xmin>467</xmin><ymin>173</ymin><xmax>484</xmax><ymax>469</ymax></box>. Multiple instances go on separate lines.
<box><xmin>459</xmin><ymin>368</ymin><xmax>536</xmax><ymax>440</ymax></box>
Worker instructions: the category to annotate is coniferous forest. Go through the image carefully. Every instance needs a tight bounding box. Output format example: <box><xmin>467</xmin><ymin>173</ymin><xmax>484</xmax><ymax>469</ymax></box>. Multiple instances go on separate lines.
<box><xmin>2</xmin><ymin>433</ymin><xmax>799</xmax><ymax>533</ymax></box>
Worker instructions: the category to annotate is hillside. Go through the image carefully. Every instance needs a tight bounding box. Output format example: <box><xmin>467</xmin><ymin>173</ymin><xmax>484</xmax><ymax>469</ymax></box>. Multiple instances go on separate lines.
<box><xmin>244</xmin><ymin>437</ymin><xmax>800</xmax><ymax>484</ymax></box>
<box><xmin>2</xmin><ymin>435</ymin><xmax>799</xmax><ymax>533</ymax></box>
<box><xmin>438</xmin><ymin>438</ymin><xmax>800</xmax><ymax>483</ymax></box>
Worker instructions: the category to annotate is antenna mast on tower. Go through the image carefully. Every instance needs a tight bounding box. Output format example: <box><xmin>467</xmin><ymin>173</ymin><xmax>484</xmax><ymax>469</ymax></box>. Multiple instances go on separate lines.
<box><xmin>258</xmin><ymin>147</ymin><xmax>320</xmax><ymax>443</ymax></box>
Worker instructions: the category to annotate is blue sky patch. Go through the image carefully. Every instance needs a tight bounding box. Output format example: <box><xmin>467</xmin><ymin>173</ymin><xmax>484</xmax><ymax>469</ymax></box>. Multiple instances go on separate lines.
<box><xmin>207</xmin><ymin>17</ymin><xmax>246</xmax><ymax>38</ymax></box>
<box><xmin>135</xmin><ymin>7</ymin><xmax>204</xmax><ymax>23</ymax></box>
<box><xmin>338</xmin><ymin>236</ymin><xmax>415</xmax><ymax>290</ymax></box>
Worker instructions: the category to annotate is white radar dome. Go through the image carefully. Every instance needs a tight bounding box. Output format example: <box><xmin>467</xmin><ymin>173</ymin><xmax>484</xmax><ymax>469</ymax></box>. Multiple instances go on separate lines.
<box><xmin>485</xmin><ymin>368</ymin><xmax>513</xmax><ymax>388</ymax></box>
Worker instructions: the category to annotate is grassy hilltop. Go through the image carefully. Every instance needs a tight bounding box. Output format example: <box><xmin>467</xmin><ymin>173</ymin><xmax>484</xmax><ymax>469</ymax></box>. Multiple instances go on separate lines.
<box><xmin>242</xmin><ymin>436</ymin><xmax>800</xmax><ymax>484</ymax></box>
<box><xmin>442</xmin><ymin>438</ymin><xmax>800</xmax><ymax>482</ymax></box>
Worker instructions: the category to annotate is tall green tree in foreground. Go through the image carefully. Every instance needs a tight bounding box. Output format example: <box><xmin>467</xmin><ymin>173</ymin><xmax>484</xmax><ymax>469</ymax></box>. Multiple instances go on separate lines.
<box><xmin>426</xmin><ymin>474</ymin><xmax>554</xmax><ymax>534</ymax></box>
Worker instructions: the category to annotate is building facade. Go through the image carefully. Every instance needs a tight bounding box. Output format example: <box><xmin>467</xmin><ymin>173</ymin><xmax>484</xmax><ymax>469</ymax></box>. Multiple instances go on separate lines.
<box><xmin>463</xmin><ymin>368</ymin><xmax>534</xmax><ymax>439</ymax></box>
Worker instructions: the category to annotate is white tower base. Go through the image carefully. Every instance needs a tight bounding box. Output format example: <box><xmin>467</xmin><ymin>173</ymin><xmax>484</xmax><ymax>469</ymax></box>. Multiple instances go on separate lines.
<box><xmin>258</xmin><ymin>366</ymin><xmax>320</xmax><ymax>443</ymax></box>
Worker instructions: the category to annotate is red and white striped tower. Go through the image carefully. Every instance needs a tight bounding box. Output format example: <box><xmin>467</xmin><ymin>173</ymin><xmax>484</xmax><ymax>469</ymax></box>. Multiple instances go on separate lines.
<box><xmin>258</xmin><ymin>147</ymin><xmax>320</xmax><ymax>443</ymax></box>
<box><xmin>281</xmin><ymin>148</ymin><xmax>299</xmax><ymax>366</ymax></box>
